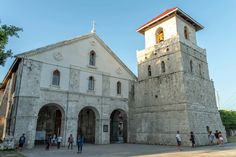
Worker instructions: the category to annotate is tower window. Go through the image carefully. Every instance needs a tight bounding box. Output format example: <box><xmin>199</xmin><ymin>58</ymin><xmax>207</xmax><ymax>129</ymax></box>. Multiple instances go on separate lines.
<box><xmin>89</xmin><ymin>50</ymin><xmax>96</xmax><ymax>66</ymax></box>
<box><xmin>184</xmin><ymin>26</ymin><xmax>189</xmax><ymax>40</ymax></box>
<box><xmin>156</xmin><ymin>28</ymin><xmax>164</xmax><ymax>43</ymax></box>
<box><xmin>199</xmin><ymin>64</ymin><xmax>202</xmax><ymax>76</ymax></box>
<box><xmin>161</xmin><ymin>61</ymin><xmax>165</xmax><ymax>73</ymax></box>
<box><xmin>148</xmin><ymin>65</ymin><xmax>152</xmax><ymax>76</ymax></box>
<box><xmin>88</xmin><ymin>76</ymin><xmax>95</xmax><ymax>90</ymax></box>
<box><xmin>117</xmin><ymin>81</ymin><xmax>121</xmax><ymax>95</ymax></box>
<box><xmin>52</xmin><ymin>70</ymin><xmax>60</xmax><ymax>86</ymax></box>
<box><xmin>190</xmin><ymin>60</ymin><xmax>193</xmax><ymax>73</ymax></box>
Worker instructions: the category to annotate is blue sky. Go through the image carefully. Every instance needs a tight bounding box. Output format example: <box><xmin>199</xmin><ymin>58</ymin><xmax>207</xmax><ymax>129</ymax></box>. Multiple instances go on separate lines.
<box><xmin>0</xmin><ymin>0</ymin><xmax>236</xmax><ymax>110</ymax></box>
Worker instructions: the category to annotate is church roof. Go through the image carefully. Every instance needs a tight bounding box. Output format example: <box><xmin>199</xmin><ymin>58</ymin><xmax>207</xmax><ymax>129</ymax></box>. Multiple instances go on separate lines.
<box><xmin>137</xmin><ymin>7</ymin><xmax>204</xmax><ymax>34</ymax></box>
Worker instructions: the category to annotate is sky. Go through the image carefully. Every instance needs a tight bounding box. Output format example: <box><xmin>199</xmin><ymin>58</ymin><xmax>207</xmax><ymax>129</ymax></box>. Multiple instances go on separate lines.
<box><xmin>0</xmin><ymin>0</ymin><xmax>236</xmax><ymax>111</ymax></box>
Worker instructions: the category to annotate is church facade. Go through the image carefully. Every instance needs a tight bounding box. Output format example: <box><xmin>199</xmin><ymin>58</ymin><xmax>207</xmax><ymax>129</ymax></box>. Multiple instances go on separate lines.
<box><xmin>0</xmin><ymin>8</ymin><xmax>226</xmax><ymax>148</ymax></box>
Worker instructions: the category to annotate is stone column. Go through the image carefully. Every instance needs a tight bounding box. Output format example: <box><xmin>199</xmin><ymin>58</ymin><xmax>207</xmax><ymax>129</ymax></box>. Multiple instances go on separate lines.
<box><xmin>100</xmin><ymin>118</ymin><xmax>110</xmax><ymax>144</ymax></box>
<box><xmin>26</xmin><ymin>116</ymin><xmax>38</xmax><ymax>148</ymax></box>
<box><xmin>63</xmin><ymin>117</ymin><xmax>78</xmax><ymax>147</ymax></box>
<box><xmin>95</xmin><ymin>115</ymin><xmax>109</xmax><ymax>144</ymax></box>
<box><xmin>14</xmin><ymin>115</ymin><xmax>38</xmax><ymax>149</ymax></box>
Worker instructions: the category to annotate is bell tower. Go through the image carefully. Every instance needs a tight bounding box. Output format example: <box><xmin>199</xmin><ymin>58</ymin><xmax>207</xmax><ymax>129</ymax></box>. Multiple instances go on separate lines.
<box><xmin>129</xmin><ymin>8</ymin><xmax>226</xmax><ymax>145</ymax></box>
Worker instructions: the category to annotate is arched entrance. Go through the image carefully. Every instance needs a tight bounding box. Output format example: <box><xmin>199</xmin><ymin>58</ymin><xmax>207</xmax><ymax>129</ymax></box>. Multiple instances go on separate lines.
<box><xmin>35</xmin><ymin>104</ymin><xmax>64</xmax><ymax>145</ymax></box>
<box><xmin>78</xmin><ymin>107</ymin><xmax>96</xmax><ymax>144</ymax></box>
<box><xmin>110</xmin><ymin>109</ymin><xmax>127</xmax><ymax>143</ymax></box>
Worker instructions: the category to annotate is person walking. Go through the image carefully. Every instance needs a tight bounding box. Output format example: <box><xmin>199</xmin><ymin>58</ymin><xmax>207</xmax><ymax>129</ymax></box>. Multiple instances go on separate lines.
<box><xmin>218</xmin><ymin>131</ymin><xmax>224</xmax><ymax>146</ymax></box>
<box><xmin>45</xmin><ymin>135</ymin><xmax>51</xmax><ymax>150</ymax></box>
<box><xmin>68</xmin><ymin>134</ymin><xmax>74</xmax><ymax>149</ymax></box>
<box><xmin>189</xmin><ymin>131</ymin><xmax>195</xmax><ymax>148</ymax></box>
<box><xmin>52</xmin><ymin>134</ymin><xmax>57</xmax><ymax>146</ymax></box>
<box><xmin>57</xmin><ymin>135</ymin><xmax>62</xmax><ymax>149</ymax></box>
<box><xmin>214</xmin><ymin>130</ymin><xmax>219</xmax><ymax>144</ymax></box>
<box><xmin>176</xmin><ymin>131</ymin><xmax>182</xmax><ymax>151</ymax></box>
<box><xmin>77</xmin><ymin>134</ymin><xmax>84</xmax><ymax>153</ymax></box>
<box><xmin>208</xmin><ymin>131</ymin><xmax>215</xmax><ymax>145</ymax></box>
<box><xmin>18</xmin><ymin>134</ymin><xmax>26</xmax><ymax>151</ymax></box>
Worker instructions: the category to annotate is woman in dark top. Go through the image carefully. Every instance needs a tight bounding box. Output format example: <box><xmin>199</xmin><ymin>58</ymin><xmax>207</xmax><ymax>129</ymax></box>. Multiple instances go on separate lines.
<box><xmin>190</xmin><ymin>131</ymin><xmax>195</xmax><ymax>148</ymax></box>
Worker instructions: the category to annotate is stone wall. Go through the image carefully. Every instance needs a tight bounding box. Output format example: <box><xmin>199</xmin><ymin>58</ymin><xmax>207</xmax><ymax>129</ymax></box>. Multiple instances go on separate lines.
<box><xmin>129</xmin><ymin>72</ymin><xmax>191</xmax><ymax>145</ymax></box>
<box><xmin>12</xmin><ymin>58</ymin><xmax>132</xmax><ymax>148</ymax></box>
<box><xmin>130</xmin><ymin>38</ymin><xmax>226</xmax><ymax>146</ymax></box>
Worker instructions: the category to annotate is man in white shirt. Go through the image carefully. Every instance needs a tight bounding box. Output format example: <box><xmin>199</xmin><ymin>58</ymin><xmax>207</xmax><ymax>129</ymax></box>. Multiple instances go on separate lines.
<box><xmin>176</xmin><ymin>131</ymin><xmax>182</xmax><ymax>151</ymax></box>
<box><xmin>57</xmin><ymin>135</ymin><xmax>63</xmax><ymax>149</ymax></box>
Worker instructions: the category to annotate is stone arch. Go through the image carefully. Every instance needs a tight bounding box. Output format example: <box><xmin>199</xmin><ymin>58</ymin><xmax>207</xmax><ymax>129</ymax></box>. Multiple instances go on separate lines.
<box><xmin>35</xmin><ymin>103</ymin><xmax>65</xmax><ymax>145</ymax></box>
<box><xmin>77</xmin><ymin>106</ymin><xmax>100</xmax><ymax>144</ymax></box>
<box><xmin>109</xmin><ymin>108</ymin><xmax>128</xmax><ymax>143</ymax></box>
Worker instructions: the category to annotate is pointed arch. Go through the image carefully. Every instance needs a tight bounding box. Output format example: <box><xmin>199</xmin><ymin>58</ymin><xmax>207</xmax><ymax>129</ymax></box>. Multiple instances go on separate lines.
<box><xmin>89</xmin><ymin>50</ymin><xmax>96</xmax><ymax>66</ymax></box>
<box><xmin>52</xmin><ymin>69</ymin><xmax>60</xmax><ymax>86</ymax></box>
<box><xmin>156</xmin><ymin>27</ymin><xmax>164</xmax><ymax>44</ymax></box>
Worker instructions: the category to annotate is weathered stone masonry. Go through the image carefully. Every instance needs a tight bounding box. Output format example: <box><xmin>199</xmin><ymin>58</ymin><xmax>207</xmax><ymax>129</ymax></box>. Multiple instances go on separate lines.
<box><xmin>0</xmin><ymin>8</ymin><xmax>226</xmax><ymax>148</ymax></box>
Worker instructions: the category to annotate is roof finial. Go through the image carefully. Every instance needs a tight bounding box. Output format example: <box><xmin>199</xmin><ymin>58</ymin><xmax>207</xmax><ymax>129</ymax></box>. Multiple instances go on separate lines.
<box><xmin>91</xmin><ymin>20</ymin><xmax>96</xmax><ymax>33</ymax></box>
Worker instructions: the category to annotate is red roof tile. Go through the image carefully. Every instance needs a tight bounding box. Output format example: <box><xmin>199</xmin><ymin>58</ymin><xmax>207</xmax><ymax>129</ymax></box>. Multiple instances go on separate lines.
<box><xmin>137</xmin><ymin>8</ymin><xmax>177</xmax><ymax>33</ymax></box>
<box><xmin>137</xmin><ymin>7</ymin><xmax>203</xmax><ymax>34</ymax></box>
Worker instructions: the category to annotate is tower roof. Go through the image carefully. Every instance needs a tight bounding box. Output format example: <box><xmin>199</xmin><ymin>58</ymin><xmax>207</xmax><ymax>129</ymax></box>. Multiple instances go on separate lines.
<box><xmin>137</xmin><ymin>7</ymin><xmax>204</xmax><ymax>34</ymax></box>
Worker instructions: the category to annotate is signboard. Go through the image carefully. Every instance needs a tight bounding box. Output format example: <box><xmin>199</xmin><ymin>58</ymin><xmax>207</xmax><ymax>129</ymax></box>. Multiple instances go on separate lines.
<box><xmin>35</xmin><ymin>131</ymin><xmax>46</xmax><ymax>140</ymax></box>
<box><xmin>103</xmin><ymin>125</ymin><xmax>108</xmax><ymax>132</ymax></box>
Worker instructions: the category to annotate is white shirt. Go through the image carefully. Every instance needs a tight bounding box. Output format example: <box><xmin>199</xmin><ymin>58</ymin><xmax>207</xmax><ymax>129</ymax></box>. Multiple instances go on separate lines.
<box><xmin>176</xmin><ymin>134</ymin><xmax>181</xmax><ymax>141</ymax></box>
<box><xmin>57</xmin><ymin>136</ymin><xmax>62</xmax><ymax>142</ymax></box>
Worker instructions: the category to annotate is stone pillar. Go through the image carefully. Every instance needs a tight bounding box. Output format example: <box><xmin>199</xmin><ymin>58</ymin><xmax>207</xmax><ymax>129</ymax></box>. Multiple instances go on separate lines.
<box><xmin>100</xmin><ymin>118</ymin><xmax>110</xmax><ymax>144</ymax></box>
<box><xmin>14</xmin><ymin>115</ymin><xmax>37</xmax><ymax>148</ymax></box>
<box><xmin>95</xmin><ymin>113</ymin><xmax>110</xmax><ymax>144</ymax></box>
<box><xmin>26</xmin><ymin>116</ymin><xmax>37</xmax><ymax>148</ymax></box>
<box><xmin>63</xmin><ymin>117</ymin><xmax>78</xmax><ymax>147</ymax></box>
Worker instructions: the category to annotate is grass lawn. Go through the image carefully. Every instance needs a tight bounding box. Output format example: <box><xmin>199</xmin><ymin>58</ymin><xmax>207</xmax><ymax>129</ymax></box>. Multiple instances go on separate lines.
<box><xmin>0</xmin><ymin>150</ymin><xmax>25</xmax><ymax>157</ymax></box>
<box><xmin>227</xmin><ymin>136</ymin><xmax>236</xmax><ymax>143</ymax></box>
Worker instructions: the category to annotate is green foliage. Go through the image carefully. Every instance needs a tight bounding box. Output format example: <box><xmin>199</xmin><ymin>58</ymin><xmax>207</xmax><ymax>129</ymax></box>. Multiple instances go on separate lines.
<box><xmin>0</xmin><ymin>23</ymin><xmax>23</xmax><ymax>66</ymax></box>
<box><xmin>219</xmin><ymin>110</ymin><xmax>236</xmax><ymax>130</ymax></box>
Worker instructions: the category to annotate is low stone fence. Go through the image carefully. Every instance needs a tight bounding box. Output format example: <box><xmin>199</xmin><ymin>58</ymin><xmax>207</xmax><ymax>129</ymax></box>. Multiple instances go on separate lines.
<box><xmin>0</xmin><ymin>136</ymin><xmax>15</xmax><ymax>150</ymax></box>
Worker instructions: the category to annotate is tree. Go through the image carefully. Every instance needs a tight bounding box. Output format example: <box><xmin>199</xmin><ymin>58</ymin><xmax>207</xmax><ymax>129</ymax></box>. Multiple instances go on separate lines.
<box><xmin>0</xmin><ymin>23</ymin><xmax>23</xmax><ymax>66</ymax></box>
<box><xmin>219</xmin><ymin>110</ymin><xmax>236</xmax><ymax>130</ymax></box>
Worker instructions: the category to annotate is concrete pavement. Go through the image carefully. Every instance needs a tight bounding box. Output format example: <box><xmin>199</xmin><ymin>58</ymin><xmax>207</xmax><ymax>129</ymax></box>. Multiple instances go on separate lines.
<box><xmin>20</xmin><ymin>143</ymin><xmax>236</xmax><ymax>157</ymax></box>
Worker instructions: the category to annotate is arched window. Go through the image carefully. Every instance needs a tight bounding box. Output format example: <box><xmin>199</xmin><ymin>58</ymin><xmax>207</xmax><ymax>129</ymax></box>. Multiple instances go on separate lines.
<box><xmin>161</xmin><ymin>61</ymin><xmax>165</xmax><ymax>73</ymax></box>
<box><xmin>190</xmin><ymin>60</ymin><xmax>193</xmax><ymax>73</ymax></box>
<box><xmin>117</xmin><ymin>81</ymin><xmax>121</xmax><ymax>95</ymax></box>
<box><xmin>199</xmin><ymin>64</ymin><xmax>202</xmax><ymax>76</ymax></box>
<box><xmin>88</xmin><ymin>76</ymin><xmax>95</xmax><ymax>90</ymax></box>
<box><xmin>156</xmin><ymin>28</ymin><xmax>164</xmax><ymax>44</ymax></box>
<box><xmin>184</xmin><ymin>26</ymin><xmax>189</xmax><ymax>40</ymax></box>
<box><xmin>52</xmin><ymin>70</ymin><xmax>60</xmax><ymax>86</ymax></box>
<box><xmin>148</xmin><ymin>65</ymin><xmax>152</xmax><ymax>76</ymax></box>
<box><xmin>89</xmin><ymin>50</ymin><xmax>96</xmax><ymax>66</ymax></box>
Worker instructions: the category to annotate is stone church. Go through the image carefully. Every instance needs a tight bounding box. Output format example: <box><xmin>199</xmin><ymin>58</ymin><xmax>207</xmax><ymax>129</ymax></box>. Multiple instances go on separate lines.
<box><xmin>0</xmin><ymin>8</ymin><xmax>225</xmax><ymax>148</ymax></box>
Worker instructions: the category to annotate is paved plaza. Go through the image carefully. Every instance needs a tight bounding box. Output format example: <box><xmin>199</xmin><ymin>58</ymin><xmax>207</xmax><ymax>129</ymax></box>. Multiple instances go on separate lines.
<box><xmin>20</xmin><ymin>143</ymin><xmax>236</xmax><ymax>157</ymax></box>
